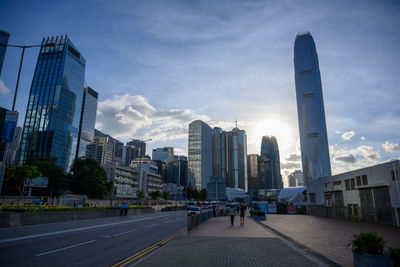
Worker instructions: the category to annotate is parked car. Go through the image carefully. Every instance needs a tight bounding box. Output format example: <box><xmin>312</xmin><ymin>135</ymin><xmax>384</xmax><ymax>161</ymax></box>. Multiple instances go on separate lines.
<box><xmin>187</xmin><ymin>206</ymin><xmax>201</xmax><ymax>216</ymax></box>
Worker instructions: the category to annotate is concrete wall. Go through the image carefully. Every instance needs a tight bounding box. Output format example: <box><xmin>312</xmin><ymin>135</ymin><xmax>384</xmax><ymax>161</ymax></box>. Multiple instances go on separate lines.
<box><xmin>0</xmin><ymin>208</ymin><xmax>155</xmax><ymax>228</ymax></box>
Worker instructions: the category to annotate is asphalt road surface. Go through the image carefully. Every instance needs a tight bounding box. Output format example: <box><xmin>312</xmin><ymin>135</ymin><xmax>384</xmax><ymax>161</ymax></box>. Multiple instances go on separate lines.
<box><xmin>0</xmin><ymin>210</ymin><xmax>186</xmax><ymax>267</ymax></box>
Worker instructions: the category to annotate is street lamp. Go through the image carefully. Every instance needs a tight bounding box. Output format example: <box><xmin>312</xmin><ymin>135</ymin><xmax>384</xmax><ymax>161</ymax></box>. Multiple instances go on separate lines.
<box><xmin>137</xmin><ymin>138</ymin><xmax>152</xmax><ymax>206</ymax></box>
<box><xmin>0</xmin><ymin>41</ymin><xmax>56</xmax><ymax>195</ymax></box>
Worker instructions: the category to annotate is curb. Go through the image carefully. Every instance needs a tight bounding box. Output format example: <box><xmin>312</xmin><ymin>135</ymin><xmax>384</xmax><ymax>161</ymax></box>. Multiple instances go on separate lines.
<box><xmin>252</xmin><ymin>218</ymin><xmax>343</xmax><ymax>267</ymax></box>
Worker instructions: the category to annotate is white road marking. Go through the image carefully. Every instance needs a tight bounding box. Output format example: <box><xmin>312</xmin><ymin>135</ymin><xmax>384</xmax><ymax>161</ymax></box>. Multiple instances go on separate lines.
<box><xmin>0</xmin><ymin>215</ymin><xmax>168</xmax><ymax>244</ymax></box>
<box><xmin>35</xmin><ymin>240</ymin><xmax>96</xmax><ymax>256</ymax></box>
<box><xmin>144</xmin><ymin>223</ymin><xmax>159</xmax><ymax>228</ymax></box>
<box><xmin>112</xmin><ymin>229</ymin><xmax>137</xmax><ymax>236</ymax></box>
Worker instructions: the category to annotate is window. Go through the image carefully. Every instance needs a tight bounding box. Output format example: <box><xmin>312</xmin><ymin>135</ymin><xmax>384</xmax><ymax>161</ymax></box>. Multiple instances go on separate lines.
<box><xmin>307</xmin><ymin>133</ymin><xmax>319</xmax><ymax>138</ymax></box>
<box><xmin>68</xmin><ymin>45</ymin><xmax>80</xmax><ymax>59</ymax></box>
<box><xmin>362</xmin><ymin>175</ymin><xmax>368</xmax><ymax>185</ymax></box>
<box><xmin>333</xmin><ymin>181</ymin><xmax>341</xmax><ymax>186</ymax></box>
<box><xmin>356</xmin><ymin>176</ymin><xmax>361</xmax><ymax>186</ymax></box>
<box><xmin>301</xmin><ymin>69</ymin><xmax>312</xmax><ymax>75</ymax></box>
<box><xmin>350</xmin><ymin>179</ymin><xmax>355</xmax><ymax>190</ymax></box>
<box><xmin>345</xmin><ymin>180</ymin><xmax>350</xmax><ymax>190</ymax></box>
<box><xmin>303</xmin><ymin>93</ymin><xmax>315</xmax><ymax>98</ymax></box>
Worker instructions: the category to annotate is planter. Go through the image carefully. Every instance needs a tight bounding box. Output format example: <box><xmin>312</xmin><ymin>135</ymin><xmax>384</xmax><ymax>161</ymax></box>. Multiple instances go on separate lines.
<box><xmin>352</xmin><ymin>250</ymin><xmax>392</xmax><ymax>267</ymax></box>
<box><xmin>255</xmin><ymin>215</ymin><xmax>266</xmax><ymax>221</ymax></box>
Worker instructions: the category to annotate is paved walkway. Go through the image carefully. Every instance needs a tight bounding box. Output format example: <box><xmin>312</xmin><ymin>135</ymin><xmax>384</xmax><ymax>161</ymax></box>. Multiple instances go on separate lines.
<box><xmin>258</xmin><ymin>214</ymin><xmax>400</xmax><ymax>267</ymax></box>
<box><xmin>134</xmin><ymin>215</ymin><xmax>323</xmax><ymax>267</ymax></box>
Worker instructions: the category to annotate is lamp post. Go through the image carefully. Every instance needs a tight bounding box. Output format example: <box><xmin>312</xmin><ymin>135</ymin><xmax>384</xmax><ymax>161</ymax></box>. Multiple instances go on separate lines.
<box><xmin>0</xmin><ymin>42</ymin><xmax>55</xmax><ymax>195</ymax></box>
<box><xmin>137</xmin><ymin>138</ymin><xmax>152</xmax><ymax>206</ymax></box>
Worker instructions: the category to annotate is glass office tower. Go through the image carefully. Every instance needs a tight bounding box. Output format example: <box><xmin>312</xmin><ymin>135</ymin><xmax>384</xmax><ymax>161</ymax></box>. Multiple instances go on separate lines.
<box><xmin>226</xmin><ymin>127</ymin><xmax>248</xmax><ymax>192</ymax></box>
<box><xmin>19</xmin><ymin>36</ymin><xmax>86</xmax><ymax>170</ymax></box>
<box><xmin>188</xmin><ymin>120</ymin><xmax>212</xmax><ymax>190</ymax></box>
<box><xmin>76</xmin><ymin>86</ymin><xmax>98</xmax><ymax>158</ymax></box>
<box><xmin>294</xmin><ymin>32</ymin><xmax>331</xmax><ymax>182</ymax></box>
<box><xmin>259</xmin><ymin>136</ymin><xmax>282</xmax><ymax>189</ymax></box>
<box><xmin>212</xmin><ymin>127</ymin><xmax>227</xmax><ymax>179</ymax></box>
<box><xmin>0</xmin><ymin>30</ymin><xmax>10</xmax><ymax>76</ymax></box>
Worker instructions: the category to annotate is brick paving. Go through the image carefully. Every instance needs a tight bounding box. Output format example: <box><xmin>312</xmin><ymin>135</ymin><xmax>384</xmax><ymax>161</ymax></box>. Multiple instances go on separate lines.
<box><xmin>259</xmin><ymin>214</ymin><xmax>400</xmax><ymax>267</ymax></box>
<box><xmin>134</xmin><ymin>215</ymin><xmax>321</xmax><ymax>267</ymax></box>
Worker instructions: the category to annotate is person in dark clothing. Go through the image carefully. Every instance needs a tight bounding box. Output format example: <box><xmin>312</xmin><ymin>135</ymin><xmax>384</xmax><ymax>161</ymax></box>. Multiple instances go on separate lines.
<box><xmin>124</xmin><ymin>203</ymin><xmax>129</xmax><ymax>216</ymax></box>
<box><xmin>120</xmin><ymin>202</ymin><xmax>125</xmax><ymax>216</ymax></box>
<box><xmin>229</xmin><ymin>207</ymin><xmax>237</xmax><ymax>226</ymax></box>
<box><xmin>240</xmin><ymin>205</ymin><xmax>246</xmax><ymax>226</ymax></box>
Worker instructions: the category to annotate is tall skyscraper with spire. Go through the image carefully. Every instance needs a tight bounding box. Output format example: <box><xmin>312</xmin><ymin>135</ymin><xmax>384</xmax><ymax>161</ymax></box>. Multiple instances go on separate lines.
<box><xmin>294</xmin><ymin>32</ymin><xmax>331</xmax><ymax>182</ymax></box>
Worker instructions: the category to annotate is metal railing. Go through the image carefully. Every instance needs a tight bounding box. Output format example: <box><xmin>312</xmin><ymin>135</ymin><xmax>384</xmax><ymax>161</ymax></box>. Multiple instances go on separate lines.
<box><xmin>187</xmin><ymin>210</ymin><xmax>214</xmax><ymax>232</ymax></box>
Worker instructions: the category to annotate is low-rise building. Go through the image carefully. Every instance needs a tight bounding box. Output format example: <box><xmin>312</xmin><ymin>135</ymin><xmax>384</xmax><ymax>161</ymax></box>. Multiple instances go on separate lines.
<box><xmin>307</xmin><ymin>160</ymin><xmax>400</xmax><ymax>226</ymax></box>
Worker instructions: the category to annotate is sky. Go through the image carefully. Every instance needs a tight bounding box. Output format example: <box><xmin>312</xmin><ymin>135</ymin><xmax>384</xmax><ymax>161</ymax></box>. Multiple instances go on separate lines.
<box><xmin>1</xmin><ymin>0</ymin><xmax>399</xmax><ymax>186</ymax></box>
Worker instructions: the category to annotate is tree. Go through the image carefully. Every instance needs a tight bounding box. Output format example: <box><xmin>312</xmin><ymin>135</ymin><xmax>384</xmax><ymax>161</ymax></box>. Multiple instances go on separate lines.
<box><xmin>68</xmin><ymin>158</ymin><xmax>111</xmax><ymax>198</ymax></box>
<box><xmin>162</xmin><ymin>191</ymin><xmax>170</xmax><ymax>200</ymax></box>
<box><xmin>200</xmin><ymin>189</ymin><xmax>207</xmax><ymax>201</ymax></box>
<box><xmin>27</xmin><ymin>158</ymin><xmax>67</xmax><ymax>196</ymax></box>
<box><xmin>149</xmin><ymin>190</ymin><xmax>161</xmax><ymax>202</ymax></box>
<box><xmin>2</xmin><ymin>165</ymin><xmax>42</xmax><ymax>196</ymax></box>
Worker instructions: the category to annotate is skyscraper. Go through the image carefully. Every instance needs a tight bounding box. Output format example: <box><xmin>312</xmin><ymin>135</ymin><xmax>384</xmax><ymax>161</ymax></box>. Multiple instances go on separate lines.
<box><xmin>212</xmin><ymin>127</ymin><xmax>226</xmax><ymax>178</ymax></box>
<box><xmin>294</xmin><ymin>32</ymin><xmax>331</xmax><ymax>182</ymax></box>
<box><xmin>188</xmin><ymin>120</ymin><xmax>212</xmax><ymax>190</ymax></box>
<box><xmin>259</xmin><ymin>136</ymin><xmax>282</xmax><ymax>189</ymax></box>
<box><xmin>123</xmin><ymin>139</ymin><xmax>146</xmax><ymax>166</ymax></box>
<box><xmin>76</xmin><ymin>86</ymin><xmax>98</xmax><ymax>158</ymax></box>
<box><xmin>247</xmin><ymin>154</ymin><xmax>259</xmax><ymax>197</ymax></box>
<box><xmin>226</xmin><ymin>126</ymin><xmax>248</xmax><ymax>192</ymax></box>
<box><xmin>86</xmin><ymin>129</ymin><xmax>116</xmax><ymax>167</ymax></box>
<box><xmin>19</xmin><ymin>36</ymin><xmax>86</xmax><ymax>170</ymax></box>
<box><xmin>152</xmin><ymin>147</ymin><xmax>174</xmax><ymax>164</ymax></box>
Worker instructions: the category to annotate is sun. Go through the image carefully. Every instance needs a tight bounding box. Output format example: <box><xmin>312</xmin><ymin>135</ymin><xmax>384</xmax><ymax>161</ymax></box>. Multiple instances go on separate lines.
<box><xmin>247</xmin><ymin>119</ymin><xmax>296</xmax><ymax>158</ymax></box>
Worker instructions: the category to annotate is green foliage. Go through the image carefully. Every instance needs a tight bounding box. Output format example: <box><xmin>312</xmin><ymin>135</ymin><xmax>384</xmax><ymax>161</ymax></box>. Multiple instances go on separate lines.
<box><xmin>27</xmin><ymin>158</ymin><xmax>67</xmax><ymax>196</ymax></box>
<box><xmin>137</xmin><ymin>190</ymin><xmax>145</xmax><ymax>199</ymax></box>
<box><xmin>199</xmin><ymin>189</ymin><xmax>207</xmax><ymax>201</ymax></box>
<box><xmin>347</xmin><ymin>232</ymin><xmax>386</xmax><ymax>255</ymax></box>
<box><xmin>162</xmin><ymin>191</ymin><xmax>170</xmax><ymax>200</ymax></box>
<box><xmin>185</xmin><ymin>186</ymin><xmax>203</xmax><ymax>200</ymax></box>
<box><xmin>388</xmin><ymin>247</ymin><xmax>400</xmax><ymax>266</ymax></box>
<box><xmin>68</xmin><ymin>158</ymin><xmax>111</xmax><ymax>198</ymax></box>
<box><xmin>2</xmin><ymin>164</ymin><xmax>42</xmax><ymax>196</ymax></box>
<box><xmin>250</xmin><ymin>209</ymin><xmax>266</xmax><ymax>216</ymax></box>
<box><xmin>149</xmin><ymin>190</ymin><xmax>161</xmax><ymax>201</ymax></box>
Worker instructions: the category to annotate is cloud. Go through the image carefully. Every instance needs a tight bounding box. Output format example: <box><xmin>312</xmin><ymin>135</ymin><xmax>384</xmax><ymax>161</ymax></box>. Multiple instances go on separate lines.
<box><xmin>334</xmin><ymin>154</ymin><xmax>357</xmax><ymax>164</ymax></box>
<box><xmin>281</xmin><ymin>161</ymin><xmax>302</xmax><ymax>170</ymax></box>
<box><xmin>96</xmin><ymin>94</ymin><xmax>210</xmax><ymax>141</ymax></box>
<box><xmin>356</xmin><ymin>145</ymin><xmax>380</xmax><ymax>160</ymax></box>
<box><xmin>382</xmin><ymin>141</ymin><xmax>400</xmax><ymax>152</ymax></box>
<box><xmin>360</xmin><ymin>136</ymin><xmax>366</xmax><ymax>141</ymax></box>
<box><xmin>285</xmin><ymin>153</ymin><xmax>301</xmax><ymax>162</ymax></box>
<box><xmin>0</xmin><ymin>79</ymin><xmax>10</xmax><ymax>95</ymax></box>
<box><xmin>342</xmin><ymin>131</ymin><xmax>356</xmax><ymax>141</ymax></box>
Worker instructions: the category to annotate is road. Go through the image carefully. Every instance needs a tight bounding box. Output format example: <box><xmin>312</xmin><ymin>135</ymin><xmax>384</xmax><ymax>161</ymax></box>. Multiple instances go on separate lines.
<box><xmin>0</xmin><ymin>210</ymin><xmax>186</xmax><ymax>267</ymax></box>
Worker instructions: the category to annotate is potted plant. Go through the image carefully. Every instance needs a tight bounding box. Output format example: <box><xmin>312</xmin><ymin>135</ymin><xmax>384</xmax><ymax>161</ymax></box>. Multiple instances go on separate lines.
<box><xmin>250</xmin><ymin>209</ymin><xmax>266</xmax><ymax>220</ymax></box>
<box><xmin>347</xmin><ymin>232</ymin><xmax>391</xmax><ymax>267</ymax></box>
<box><xmin>387</xmin><ymin>247</ymin><xmax>400</xmax><ymax>267</ymax></box>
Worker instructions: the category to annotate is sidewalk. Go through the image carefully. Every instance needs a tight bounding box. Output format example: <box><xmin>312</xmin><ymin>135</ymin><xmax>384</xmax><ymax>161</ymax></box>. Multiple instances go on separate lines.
<box><xmin>257</xmin><ymin>214</ymin><xmax>400</xmax><ymax>267</ymax></box>
<box><xmin>133</xmin><ymin>214</ymin><xmax>324</xmax><ymax>267</ymax></box>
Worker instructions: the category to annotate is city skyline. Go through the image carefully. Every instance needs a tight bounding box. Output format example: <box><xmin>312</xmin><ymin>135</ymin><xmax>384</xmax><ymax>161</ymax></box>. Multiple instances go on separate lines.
<box><xmin>0</xmin><ymin>1</ymin><xmax>399</xmax><ymax>185</ymax></box>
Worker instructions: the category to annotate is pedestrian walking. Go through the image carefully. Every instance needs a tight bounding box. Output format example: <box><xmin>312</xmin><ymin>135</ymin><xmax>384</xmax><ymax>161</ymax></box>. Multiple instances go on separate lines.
<box><xmin>240</xmin><ymin>204</ymin><xmax>246</xmax><ymax>226</ymax></box>
<box><xmin>120</xmin><ymin>202</ymin><xmax>125</xmax><ymax>216</ymax></box>
<box><xmin>229</xmin><ymin>206</ymin><xmax>237</xmax><ymax>226</ymax></box>
<box><xmin>124</xmin><ymin>202</ymin><xmax>129</xmax><ymax>216</ymax></box>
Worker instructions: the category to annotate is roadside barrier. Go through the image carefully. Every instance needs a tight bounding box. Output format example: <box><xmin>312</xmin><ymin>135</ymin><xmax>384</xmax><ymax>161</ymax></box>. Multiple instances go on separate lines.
<box><xmin>187</xmin><ymin>210</ymin><xmax>214</xmax><ymax>232</ymax></box>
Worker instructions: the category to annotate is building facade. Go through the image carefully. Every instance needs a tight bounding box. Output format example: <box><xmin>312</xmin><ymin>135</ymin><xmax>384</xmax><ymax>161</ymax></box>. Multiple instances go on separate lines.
<box><xmin>247</xmin><ymin>154</ymin><xmax>259</xmax><ymax>198</ymax></box>
<box><xmin>152</xmin><ymin>147</ymin><xmax>174</xmax><ymax>163</ymax></box>
<box><xmin>188</xmin><ymin>120</ymin><xmax>212</xmax><ymax>190</ymax></box>
<box><xmin>6</xmin><ymin>126</ymin><xmax>22</xmax><ymax>165</ymax></box>
<box><xmin>19</xmin><ymin>36</ymin><xmax>86</xmax><ymax>170</ymax></box>
<box><xmin>226</xmin><ymin>127</ymin><xmax>248</xmax><ymax>192</ymax></box>
<box><xmin>0</xmin><ymin>30</ymin><xmax>10</xmax><ymax>76</ymax></box>
<box><xmin>294</xmin><ymin>32</ymin><xmax>331</xmax><ymax>182</ymax></box>
<box><xmin>307</xmin><ymin>160</ymin><xmax>400</xmax><ymax>226</ymax></box>
<box><xmin>76</xmin><ymin>86</ymin><xmax>98</xmax><ymax>158</ymax></box>
<box><xmin>212</xmin><ymin>127</ymin><xmax>227</xmax><ymax>179</ymax></box>
<box><xmin>288</xmin><ymin>170</ymin><xmax>304</xmax><ymax>187</ymax></box>
<box><xmin>259</xmin><ymin>136</ymin><xmax>282</xmax><ymax>189</ymax></box>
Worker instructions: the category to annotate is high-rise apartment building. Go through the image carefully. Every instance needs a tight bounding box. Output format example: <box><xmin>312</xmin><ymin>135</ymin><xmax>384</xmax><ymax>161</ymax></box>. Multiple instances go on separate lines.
<box><xmin>294</xmin><ymin>32</ymin><xmax>331</xmax><ymax>182</ymax></box>
<box><xmin>19</xmin><ymin>36</ymin><xmax>86</xmax><ymax>170</ymax></box>
<box><xmin>86</xmin><ymin>129</ymin><xmax>121</xmax><ymax>167</ymax></box>
<box><xmin>76</xmin><ymin>86</ymin><xmax>98</xmax><ymax>158</ymax></box>
<box><xmin>226</xmin><ymin>127</ymin><xmax>248</xmax><ymax>192</ymax></box>
<box><xmin>259</xmin><ymin>136</ymin><xmax>282</xmax><ymax>189</ymax></box>
<box><xmin>188</xmin><ymin>120</ymin><xmax>212</xmax><ymax>190</ymax></box>
<box><xmin>123</xmin><ymin>139</ymin><xmax>146</xmax><ymax>166</ymax></box>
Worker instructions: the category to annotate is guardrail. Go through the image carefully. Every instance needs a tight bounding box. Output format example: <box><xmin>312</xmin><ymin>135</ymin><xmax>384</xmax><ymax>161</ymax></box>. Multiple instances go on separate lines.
<box><xmin>187</xmin><ymin>210</ymin><xmax>214</xmax><ymax>232</ymax></box>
